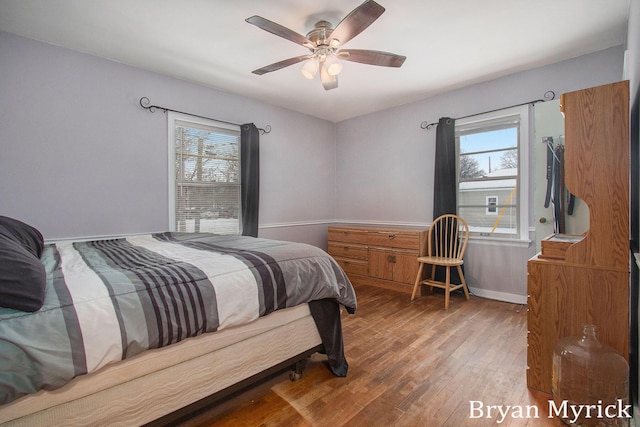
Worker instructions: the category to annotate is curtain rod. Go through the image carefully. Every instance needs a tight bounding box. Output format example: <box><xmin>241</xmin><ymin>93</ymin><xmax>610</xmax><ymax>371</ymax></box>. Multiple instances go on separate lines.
<box><xmin>139</xmin><ymin>97</ymin><xmax>272</xmax><ymax>134</ymax></box>
<box><xmin>420</xmin><ymin>90</ymin><xmax>556</xmax><ymax>130</ymax></box>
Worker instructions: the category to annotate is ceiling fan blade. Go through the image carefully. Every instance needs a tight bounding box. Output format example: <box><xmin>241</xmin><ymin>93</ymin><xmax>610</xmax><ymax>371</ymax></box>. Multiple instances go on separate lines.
<box><xmin>340</xmin><ymin>49</ymin><xmax>406</xmax><ymax>67</ymax></box>
<box><xmin>252</xmin><ymin>55</ymin><xmax>310</xmax><ymax>75</ymax></box>
<box><xmin>246</xmin><ymin>15</ymin><xmax>313</xmax><ymax>47</ymax></box>
<box><xmin>329</xmin><ymin>0</ymin><xmax>385</xmax><ymax>46</ymax></box>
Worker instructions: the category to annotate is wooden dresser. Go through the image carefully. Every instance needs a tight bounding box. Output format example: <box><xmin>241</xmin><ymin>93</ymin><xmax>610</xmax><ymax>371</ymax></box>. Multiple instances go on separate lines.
<box><xmin>328</xmin><ymin>225</ymin><xmax>428</xmax><ymax>293</ymax></box>
<box><xmin>526</xmin><ymin>81</ymin><xmax>630</xmax><ymax>394</ymax></box>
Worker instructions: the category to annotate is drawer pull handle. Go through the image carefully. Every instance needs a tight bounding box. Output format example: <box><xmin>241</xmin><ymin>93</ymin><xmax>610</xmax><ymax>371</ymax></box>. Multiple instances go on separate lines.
<box><xmin>388</xmin><ymin>233</ymin><xmax>396</xmax><ymax>239</ymax></box>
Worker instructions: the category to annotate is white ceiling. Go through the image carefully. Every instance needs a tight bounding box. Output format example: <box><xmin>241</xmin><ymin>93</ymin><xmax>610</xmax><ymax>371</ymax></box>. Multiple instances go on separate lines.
<box><xmin>0</xmin><ymin>0</ymin><xmax>630</xmax><ymax>122</ymax></box>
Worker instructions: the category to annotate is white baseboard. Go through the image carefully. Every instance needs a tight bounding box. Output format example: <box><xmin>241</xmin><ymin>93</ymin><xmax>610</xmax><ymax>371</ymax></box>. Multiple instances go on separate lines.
<box><xmin>468</xmin><ymin>286</ymin><xmax>527</xmax><ymax>305</ymax></box>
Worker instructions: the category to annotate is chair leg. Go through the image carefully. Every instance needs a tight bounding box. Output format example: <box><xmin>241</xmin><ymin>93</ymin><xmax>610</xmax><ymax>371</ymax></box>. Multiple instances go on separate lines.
<box><xmin>457</xmin><ymin>265</ymin><xmax>470</xmax><ymax>300</ymax></box>
<box><xmin>444</xmin><ymin>267</ymin><xmax>451</xmax><ymax>309</ymax></box>
<box><xmin>430</xmin><ymin>265</ymin><xmax>436</xmax><ymax>292</ymax></box>
<box><xmin>411</xmin><ymin>262</ymin><xmax>424</xmax><ymax>301</ymax></box>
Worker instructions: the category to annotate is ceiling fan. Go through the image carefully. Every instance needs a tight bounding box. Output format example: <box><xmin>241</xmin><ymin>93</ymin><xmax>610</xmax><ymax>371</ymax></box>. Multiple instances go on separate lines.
<box><xmin>246</xmin><ymin>0</ymin><xmax>406</xmax><ymax>91</ymax></box>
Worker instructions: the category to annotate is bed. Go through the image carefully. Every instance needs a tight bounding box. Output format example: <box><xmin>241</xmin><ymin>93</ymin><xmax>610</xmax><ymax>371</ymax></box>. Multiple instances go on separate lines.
<box><xmin>0</xmin><ymin>216</ymin><xmax>356</xmax><ymax>426</ymax></box>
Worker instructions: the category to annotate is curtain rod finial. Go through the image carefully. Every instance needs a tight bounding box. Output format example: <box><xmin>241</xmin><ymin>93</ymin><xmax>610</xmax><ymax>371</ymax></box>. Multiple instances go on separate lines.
<box><xmin>139</xmin><ymin>96</ymin><xmax>156</xmax><ymax>113</ymax></box>
<box><xmin>260</xmin><ymin>125</ymin><xmax>271</xmax><ymax>135</ymax></box>
<box><xmin>420</xmin><ymin>121</ymin><xmax>437</xmax><ymax>130</ymax></box>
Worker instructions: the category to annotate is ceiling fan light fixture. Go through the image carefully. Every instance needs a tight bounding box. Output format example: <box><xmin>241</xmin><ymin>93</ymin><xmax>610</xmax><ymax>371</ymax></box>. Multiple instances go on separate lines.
<box><xmin>320</xmin><ymin>62</ymin><xmax>338</xmax><ymax>90</ymax></box>
<box><xmin>301</xmin><ymin>57</ymin><xmax>318</xmax><ymax>79</ymax></box>
<box><xmin>324</xmin><ymin>53</ymin><xmax>342</xmax><ymax>76</ymax></box>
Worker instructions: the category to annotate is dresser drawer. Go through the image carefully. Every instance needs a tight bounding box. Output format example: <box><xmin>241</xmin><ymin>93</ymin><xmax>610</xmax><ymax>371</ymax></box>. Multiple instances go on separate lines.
<box><xmin>327</xmin><ymin>242</ymin><xmax>368</xmax><ymax>260</ymax></box>
<box><xmin>328</xmin><ymin>227</ymin><xmax>368</xmax><ymax>244</ymax></box>
<box><xmin>333</xmin><ymin>257</ymin><xmax>368</xmax><ymax>276</ymax></box>
<box><xmin>327</xmin><ymin>224</ymin><xmax>428</xmax><ymax>293</ymax></box>
<box><xmin>367</xmin><ymin>231</ymin><xmax>419</xmax><ymax>250</ymax></box>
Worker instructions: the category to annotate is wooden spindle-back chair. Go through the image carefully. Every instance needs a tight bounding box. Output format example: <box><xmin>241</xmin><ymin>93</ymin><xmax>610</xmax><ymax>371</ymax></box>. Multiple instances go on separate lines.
<box><xmin>411</xmin><ymin>214</ymin><xmax>470</xmax><ymax>309</ymax></box>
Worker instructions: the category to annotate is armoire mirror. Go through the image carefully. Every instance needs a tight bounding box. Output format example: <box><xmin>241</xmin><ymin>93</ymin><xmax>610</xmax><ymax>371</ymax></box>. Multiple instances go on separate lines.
<box><xmin>533</xmin><ymin>99</ymin><xmax>589</xmax><ymax>252</ymax></box>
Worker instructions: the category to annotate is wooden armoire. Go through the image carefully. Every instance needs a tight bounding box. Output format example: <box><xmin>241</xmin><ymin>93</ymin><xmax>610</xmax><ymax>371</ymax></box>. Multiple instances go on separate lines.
<box><xmin>526</xmin><ymin>81</ymin><xmax>630</xmax><ymax>394</ymax></box>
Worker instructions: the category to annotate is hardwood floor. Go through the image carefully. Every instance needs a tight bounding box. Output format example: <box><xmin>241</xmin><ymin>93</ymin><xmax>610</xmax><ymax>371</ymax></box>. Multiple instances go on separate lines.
<box><xmin>176</xmin><ymin>285</ymin><xmax>564</xmax><ymax>426</ymax></box>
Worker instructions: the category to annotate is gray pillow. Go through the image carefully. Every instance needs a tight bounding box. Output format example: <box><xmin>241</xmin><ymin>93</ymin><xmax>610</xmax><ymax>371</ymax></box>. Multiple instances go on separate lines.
<box><xmin>0</xmin><ymin>217</ymin><xmax>46</xmax><ymax>312</ymax></box>
<box><xmin>0</xmin><ymin>216</ymin><xmax>44</xmax><ymax>258</ymax></box>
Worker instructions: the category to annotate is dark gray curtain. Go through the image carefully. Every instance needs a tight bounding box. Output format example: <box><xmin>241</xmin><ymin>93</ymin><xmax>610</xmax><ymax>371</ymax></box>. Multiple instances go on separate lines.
<box><xmin>433</xmin><ymin>117</ymin><xmax>456</xmax><ymax>218</ymax></box>
<box><xmin>241</xmin><ymin>123</ymin><xmax>260</xmax><ymax>237</ymax></box>
<box><xmin>432</xmin><ymin>117</ymin><xmax>462</xmax><ymax>283</ymax></box>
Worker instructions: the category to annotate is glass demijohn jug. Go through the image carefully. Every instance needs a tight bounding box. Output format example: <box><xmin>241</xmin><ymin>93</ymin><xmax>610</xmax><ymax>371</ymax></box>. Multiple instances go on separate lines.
<box><xmin>552</xmin><ymin>324</ymin><xmax>629</xmax><ymax>426</ymax></box>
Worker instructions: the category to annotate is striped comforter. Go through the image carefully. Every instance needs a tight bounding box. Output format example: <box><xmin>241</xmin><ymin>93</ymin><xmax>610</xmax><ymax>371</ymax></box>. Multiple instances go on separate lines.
<box><xmin>0</xmin><ymin>232</ymin><xmax>357</xmax><ymax>405</ymax></box>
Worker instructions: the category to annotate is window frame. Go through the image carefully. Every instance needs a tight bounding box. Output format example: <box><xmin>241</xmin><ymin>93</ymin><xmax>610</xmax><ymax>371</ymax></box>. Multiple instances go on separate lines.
<box><xmin>168</xmin><ymin>111</ymin><xmax>242</xmax><ymax>234</ymax></box>
<box><xmin>455</xmin><ymin>105</ymin><xmax>531</xmax><ymax>243</ymax></box>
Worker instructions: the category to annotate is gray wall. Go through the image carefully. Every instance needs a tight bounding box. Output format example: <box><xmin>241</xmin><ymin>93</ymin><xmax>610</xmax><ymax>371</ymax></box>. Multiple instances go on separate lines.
<box><xmin>335</xmin><ymin>45</ymin><xmax>625</xmax><ymax>303</ymax></box>
<box><xmin>0</xmin><ymin>31</ymin><xmax>336</xmax><ymax>247</ymax></box>
<box><xmin>628</xmin><ymin>1</ymin><xmax>640</xmax><ymax>100</ymax></box>
<box><xmin>0</xmin><ymin>30</ymin><xmax>626</xmax><ymax>302</ymax></box>
<box><xmin>624</xmin><ymin>0</ymin><xmax>640</xmax><ymax>419</ymax></box>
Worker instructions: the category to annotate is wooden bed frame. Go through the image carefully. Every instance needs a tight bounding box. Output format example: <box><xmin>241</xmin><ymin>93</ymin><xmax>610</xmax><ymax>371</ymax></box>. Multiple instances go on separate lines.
<box><xmin>0</xmin><ymin>304</ymin><xmax>322</xmax><ymax>426</ymax></box>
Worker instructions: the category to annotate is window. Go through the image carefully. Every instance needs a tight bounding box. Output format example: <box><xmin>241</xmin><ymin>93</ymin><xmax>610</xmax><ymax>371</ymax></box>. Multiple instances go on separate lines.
<box><xmin>168</xmin><ymin>112</ymin><xmax>241</xmax><ymax>235</ymax></box>
<box><xmin>456</xmin><ymin>105</ymin><xmax>530</xmax><ymax>241</ymax></box>
<box><xmin>486</xmin><ymin>196</ymin><xmax>498</xmax><ymax>215</ymax></box>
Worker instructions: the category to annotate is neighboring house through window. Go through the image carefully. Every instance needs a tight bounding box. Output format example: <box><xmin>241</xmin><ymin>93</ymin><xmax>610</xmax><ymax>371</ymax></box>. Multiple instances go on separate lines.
<box><xmin>168</xmin><ymin>112</ymin><xmax>241</xmax><ymax>235</ymax></box>
<box><xmin>456</xmin><ymin>105</ymin><xmax>530</xmax><ymax>241</ymax></box>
